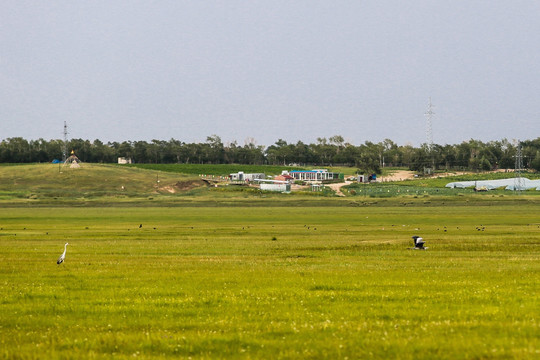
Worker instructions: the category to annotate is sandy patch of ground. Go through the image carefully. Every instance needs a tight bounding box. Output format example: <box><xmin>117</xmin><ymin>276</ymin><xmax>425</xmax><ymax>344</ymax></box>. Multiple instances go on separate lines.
<box><xmin>162</xmin><ymin>180</ymin><xmax>208</xmax><ymax>193</ymax></box>
<box><xmin>380</xmin><ymin>170</ymin><xmax>416</xmax><ymax>182</ymax></box>
<box><xmin>380</xmin><ymin>170</ymin><xmax>478</xmax><ymax>182</ymax></box>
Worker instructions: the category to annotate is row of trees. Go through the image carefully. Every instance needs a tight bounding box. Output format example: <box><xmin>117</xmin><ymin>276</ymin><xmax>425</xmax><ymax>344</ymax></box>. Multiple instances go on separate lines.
<box><xmin>1</xmin><ymin>135</ymin><xmax>540</xmax><ymax>173</ymax></box>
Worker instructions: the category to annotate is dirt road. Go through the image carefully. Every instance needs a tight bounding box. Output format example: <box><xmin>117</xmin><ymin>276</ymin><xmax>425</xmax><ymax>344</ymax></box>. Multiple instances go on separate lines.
<box><xmin>327</xmin><ymin>170</ymin><xmax>415</xmax><ymax>196</ymax></box>
<box><xmin>380</xmin><ymin>170</ymin><xmax>416</xmax><ymax>181</ymax></box>
<box><xmin>327</xmin><ymin>181</ymin><xmax>352</xmax><ymax>196</ymax></box>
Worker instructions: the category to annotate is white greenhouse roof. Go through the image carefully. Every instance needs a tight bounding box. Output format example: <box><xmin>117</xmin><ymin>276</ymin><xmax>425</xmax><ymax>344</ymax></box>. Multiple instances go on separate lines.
<box><xmin>445</xmin><ymin>177</ymin><xmax>540</xmax><ymax>191</ymax></box>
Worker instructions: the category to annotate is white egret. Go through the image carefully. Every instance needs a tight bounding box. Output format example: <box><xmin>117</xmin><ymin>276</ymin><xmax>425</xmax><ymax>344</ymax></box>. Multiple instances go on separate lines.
<box><xmin>57</xmin><ymin>243</ymin><xmax>69</xmax><ymax>264</ymax></box>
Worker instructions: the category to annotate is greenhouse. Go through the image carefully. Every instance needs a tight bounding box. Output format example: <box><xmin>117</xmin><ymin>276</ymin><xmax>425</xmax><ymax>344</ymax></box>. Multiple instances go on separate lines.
<box><xmin>445</xmin><ymin>177</ymin><xmax>540</xmax><ymax>191</ymax></box>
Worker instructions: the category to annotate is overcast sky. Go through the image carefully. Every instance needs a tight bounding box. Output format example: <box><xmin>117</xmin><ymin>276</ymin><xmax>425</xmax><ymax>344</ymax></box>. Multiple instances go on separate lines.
<box><xmin>1</xmin><ymin>1</ymin><xmax>539</xmax><ymax>147</ymax></box>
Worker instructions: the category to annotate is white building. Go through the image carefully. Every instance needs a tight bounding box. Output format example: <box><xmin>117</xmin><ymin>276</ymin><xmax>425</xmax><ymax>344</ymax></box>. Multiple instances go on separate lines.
<box><xmin>288</xmin><ymin>169</ymin><xmax>343</xmax><ymax>182</ymax></box>
<box><xmin>260</xmin><ymin>183</ymin><xmax>291</xmax><ymax>192</ymax></box>
<box><xmin>229</xmin><ymin>171</ymin><xmax>265</xmax><ymax>181</ymax></box>
<box><xmin>118</xmin><ymin>157</ymin><xmax>132</xmax><ymax>164</ymax></box>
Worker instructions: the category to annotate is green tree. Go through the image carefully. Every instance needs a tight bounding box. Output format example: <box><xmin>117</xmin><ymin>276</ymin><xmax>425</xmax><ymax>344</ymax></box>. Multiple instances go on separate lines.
<box><xmin>206</xmin><ymin>135</ymin><xmax>225</xmax><ymax>164</ymax></box>
<box><xmin>356</xmin><ymin>142</ymin><xmax>382</xmax><ymax>174</ymax></box>
<box><xmin>530</xmin><ymin>150</ymin><xmax>540</xmax><ymax>172</ymax></box>
<box><xmin>266</xmin><ymin>139</ymin><xmax>291</xmax><ymax>165</ymax></box>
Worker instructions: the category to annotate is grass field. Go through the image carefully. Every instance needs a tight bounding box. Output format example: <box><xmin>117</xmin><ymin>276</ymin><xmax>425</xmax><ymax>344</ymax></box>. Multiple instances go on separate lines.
<box><xmin>124</xmin><ymin>164</ymin><xmax>361</xmax><ymax>178</ymax></box>
<box><xmin>125</xmin><ymin>163</ymin><xmax>297</xmax><ymax>177</ymax></box>
<box><xmin>0</xmin><ymin>163</ymin><xmax>198</xmax><ymax>201</ymax></box>
<box><xmin>2</xmin><ymin>164</ymin><xmax>540</xmax><ymax>208</ymax></box>
<box><xmin>1</xmin><ymin>205</ymin><xmax>539</xmax><ymax>359</ymax></box>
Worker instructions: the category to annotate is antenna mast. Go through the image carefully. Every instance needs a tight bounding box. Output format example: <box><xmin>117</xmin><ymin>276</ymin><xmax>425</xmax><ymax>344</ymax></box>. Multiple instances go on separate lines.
<box><xmin>424</xmin><ymin>98</ymin><xmax>435</xmax><ymax>172</ymax></box>
<box><xmin>62</xmin><ymin>121</ymin><xmax>69</xmax><ymax>162</ymax></box>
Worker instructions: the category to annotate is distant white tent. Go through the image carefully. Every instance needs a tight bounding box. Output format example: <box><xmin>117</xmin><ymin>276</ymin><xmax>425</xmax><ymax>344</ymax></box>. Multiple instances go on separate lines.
<box><xmin>63</xmin><ymin>151</ymin><xmax>82</xmax><ymax>169</ymax></box>
<box><xmin>445</xmin><ymin>178</ymin><xmax>540</xmax><ymax>191</ymax></box>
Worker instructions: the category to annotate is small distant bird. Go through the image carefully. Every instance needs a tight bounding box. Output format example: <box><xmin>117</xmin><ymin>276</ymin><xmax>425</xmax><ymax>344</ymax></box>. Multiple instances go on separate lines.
<box><xmin>139</xmin><ymin>224</ymin><xmax>143</xmax><ymax>228</ymax></box>
<box><xmin>412</xmin><ymin>236</ymin><xmax>426</xmax><ymax>249</ymax></box>
<box><xmin>57</xmin><ymin>243</ymin><xmax>69</xmax><ymax>264</ymax></box>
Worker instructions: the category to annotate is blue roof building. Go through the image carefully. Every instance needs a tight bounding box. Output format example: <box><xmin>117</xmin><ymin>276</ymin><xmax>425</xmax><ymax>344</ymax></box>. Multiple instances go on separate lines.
<box><xmin>288</xmin><ymin>169</ymin><xmax>343</xmax><ymax>182</ymax></box>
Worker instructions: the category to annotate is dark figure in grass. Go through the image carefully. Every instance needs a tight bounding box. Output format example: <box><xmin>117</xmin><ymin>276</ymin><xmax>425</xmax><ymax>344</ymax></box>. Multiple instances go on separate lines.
<box><xmin>412</xmin><ymin>236</ymin><xmax>425</xmax><ymax>249</ymax></box>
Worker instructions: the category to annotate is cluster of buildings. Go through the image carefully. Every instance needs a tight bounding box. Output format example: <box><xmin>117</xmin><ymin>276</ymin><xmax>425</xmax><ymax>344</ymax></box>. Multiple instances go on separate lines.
<box><xmin>228</xmin><ymin>169</ymin><xmax>345</xmax><ymax>193</ymax></box>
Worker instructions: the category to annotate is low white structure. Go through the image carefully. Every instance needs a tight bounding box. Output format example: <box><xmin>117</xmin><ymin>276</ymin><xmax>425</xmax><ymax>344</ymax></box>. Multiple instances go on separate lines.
<box><xmin>260</xmin><ymin>183</ymin><xmax>290</xmax><ymax>192</ymax></box>
<box><xmin>229</xmin><ymin>171</ymin><xmax>265</xmax><ymax>181</ymax></box>
<box><xmin>445</xmin><ymin>177</ymin><xmax>540</xmax><ymax>191</ymax></box>
<box><xmin>118</xmin><ymin>157</ymin><xmax>132</xmax><ymax>164</ymax></box>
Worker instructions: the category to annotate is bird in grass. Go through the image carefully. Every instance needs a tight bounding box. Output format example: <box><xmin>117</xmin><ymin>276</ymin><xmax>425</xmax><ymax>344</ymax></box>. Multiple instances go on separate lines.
<box><xmin>57</xmin><ymin>243</ymin><xmax>69</xmax><ymax>264</ymax></box>
<box><xmin>412</xmin><ymin>236</ymin><xmax>426</xmax><ymax>249</ymax></box>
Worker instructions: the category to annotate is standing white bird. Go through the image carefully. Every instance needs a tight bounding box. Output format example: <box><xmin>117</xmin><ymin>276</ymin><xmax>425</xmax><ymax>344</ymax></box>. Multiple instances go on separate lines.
<box><xmin>57</xmin><ymin>243</ymin><xmax>69</xmax><ymax>264</ymax></box>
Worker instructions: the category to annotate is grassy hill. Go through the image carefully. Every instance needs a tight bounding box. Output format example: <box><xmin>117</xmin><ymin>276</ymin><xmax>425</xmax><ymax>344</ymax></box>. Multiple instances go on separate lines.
<box><xmin>0</xmin><ymin>163</ymin><xmax>203</xmax><ymax>202</ymax></box>
<box><xmin>1</xmin><ymin>163</ymin><xmax>539</xmax><ymax>206</ymax></box>
<box><xmin>0</xmin><ymin>163</ymin><xmax>345</xmax><ymax>206</ymax></box>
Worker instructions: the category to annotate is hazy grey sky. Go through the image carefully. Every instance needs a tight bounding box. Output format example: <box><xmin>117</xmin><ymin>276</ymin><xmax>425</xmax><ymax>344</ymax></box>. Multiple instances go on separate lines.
<box><xmin>2</xmin><ymin>1</ymin><xmax>539</xmax><ymax>147</ymax></box>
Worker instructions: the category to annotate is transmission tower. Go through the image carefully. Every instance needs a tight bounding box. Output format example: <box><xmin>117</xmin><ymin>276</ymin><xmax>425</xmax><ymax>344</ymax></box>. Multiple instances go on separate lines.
<box><xmin>514</xmin><ymin>140</ymin><xmax>524</xmax><ymax>192</ymax></box>
<box><xmin>62</xmin><ymin>121</ymin><xmax>69</xmax><ymax>162</ymax></box>
<box><xmin>424</xmin><ymin>98</ymin><xmax>435</xmax><ymax>172</ymax></box>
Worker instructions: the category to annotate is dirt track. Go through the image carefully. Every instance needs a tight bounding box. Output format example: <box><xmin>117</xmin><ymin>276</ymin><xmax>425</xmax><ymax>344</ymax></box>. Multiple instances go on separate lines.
<box><xmin>326</xmin><ymin>181</ymin><xmax>351</xmax><ymax>196</ymax></box>
<box><xmin>380</xmin><ymin>170</ymin><xmax>416</xmax><ymax>181</ymax></box>
<box><xmin>325</xmin><ymin>171</ymin><xmax>416</xmax><ymax>197</ymax></box>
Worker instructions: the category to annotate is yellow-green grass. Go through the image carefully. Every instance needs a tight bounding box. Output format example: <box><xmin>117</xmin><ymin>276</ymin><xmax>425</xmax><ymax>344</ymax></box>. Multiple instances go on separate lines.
<box><xmin>126</xmin><ymin>164</ymin><xmax>297</xmax><ymax>177</ymax></box>
<box><xmin>1</xmin><ymin>205</ymin><xmax>538</xmax><ymax>359</ymax></box>
<box><xmin>0</xmin><ymin>163</ymin><xmax>199</xmax><ymax>201</ymax></box>
<box><xmin>126</xmin><ymin>164</ymin><xmax>360</xmax><ymax>178</ymax></box>
<box><xmin>4</xmin><ymin>164</ymin><xmax>540</xmax><ymax>210</ymax></box>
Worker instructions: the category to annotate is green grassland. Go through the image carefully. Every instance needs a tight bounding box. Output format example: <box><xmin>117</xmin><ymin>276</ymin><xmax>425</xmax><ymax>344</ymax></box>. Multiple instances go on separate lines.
<box><xmin>343</xmin><ymin>182</ymin><xmax>540</xmax><ymax>198</ymax></box>
<box><xmin>0</xmin><ymin>163</ymin><xmax>201</xmax><ymax>203</ymax></box>
<box><xmin>1</xmin><ymin>163</ymin><xmax>540</xmax><ymax>207</ymax></box>
<box><xmin>0</xmin><ymin>164</ymin><xmax>539</xmax><ymax>359</ymax></box>
<box><xmin>125</xmin><ymin>164</ymin><xmax>358</xmax><ymax>177</ymax></box>
<box><xmin>1</xmin><ymin>206</ymin><xmax>539</xmax><ymax>359</ymax></box>
<box><xmin>126</xmin><ymin>163</ymin><xmax>296</xmax><ymax>176</ymax></box>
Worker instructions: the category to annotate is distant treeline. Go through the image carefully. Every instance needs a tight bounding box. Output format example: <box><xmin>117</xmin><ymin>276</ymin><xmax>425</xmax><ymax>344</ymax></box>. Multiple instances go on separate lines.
<box><xmin>1</xmin><ymin>135</ymin><xmax>540</xmax><ymax>173</ymax></box>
